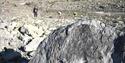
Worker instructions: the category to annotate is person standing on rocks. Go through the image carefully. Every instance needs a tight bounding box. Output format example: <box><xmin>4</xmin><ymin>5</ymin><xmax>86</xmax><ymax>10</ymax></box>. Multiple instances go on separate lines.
<box><xmin>33</xmin><ymin>7</ymin><xmax>38</xmax><ymax>17</ymax></box>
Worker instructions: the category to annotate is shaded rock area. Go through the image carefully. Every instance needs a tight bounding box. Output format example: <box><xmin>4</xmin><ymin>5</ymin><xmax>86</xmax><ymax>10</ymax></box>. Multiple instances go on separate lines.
<box><xmin>29</xmin><ymin>18</ymin><xmax>125</xmax><ymax>63</ymax></box>
<box><xmin>0</xmin><ymin>48</ymin><xmax>29</xmax><ymax>63</ymax></box>
<box><xmin>112</xmin><ymin>34</ymin><xmax>125</xmax><ymax>63</ymax></box>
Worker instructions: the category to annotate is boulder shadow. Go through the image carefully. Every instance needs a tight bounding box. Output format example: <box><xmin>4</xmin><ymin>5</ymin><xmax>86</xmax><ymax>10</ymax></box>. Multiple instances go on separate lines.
<box><xmin>111</xmin><ymin>34</ymin><xmax>125</xmax><ymax>63</ymax></box>
<box><xmin>0</xmin><ymin>48</ymin><xmax>29</xmax><ymax>63</ymax></box>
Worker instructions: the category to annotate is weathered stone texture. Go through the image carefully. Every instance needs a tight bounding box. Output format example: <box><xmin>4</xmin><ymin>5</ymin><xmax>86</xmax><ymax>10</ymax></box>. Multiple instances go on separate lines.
<box><xmin>29</xmin><ymin>18</ymin><xmax>125</xmax><ymax>63</ymax></box>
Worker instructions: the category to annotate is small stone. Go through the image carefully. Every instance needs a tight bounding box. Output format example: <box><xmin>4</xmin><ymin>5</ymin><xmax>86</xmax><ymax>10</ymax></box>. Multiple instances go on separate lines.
<box><xmin>18</xmin><ymin>26</ymin><xmax>29</xmax><ymax>35</ymax></box>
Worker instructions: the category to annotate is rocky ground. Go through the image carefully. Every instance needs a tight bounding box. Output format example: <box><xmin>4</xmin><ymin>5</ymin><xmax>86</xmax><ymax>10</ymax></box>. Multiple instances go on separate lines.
<box><xmin>0</xmin><ymin>0</ymin><xmax>125</xmax><ymax>63</ymax></box>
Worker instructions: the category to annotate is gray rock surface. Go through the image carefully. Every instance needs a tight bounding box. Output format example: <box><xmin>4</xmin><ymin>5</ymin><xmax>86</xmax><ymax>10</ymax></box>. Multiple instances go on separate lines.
<box><xmin>0</xmin><ymin>0</ymin><xmax>125</xmax><ymax>63</ymax></box>
<box><xmin>29</xmin><ymin>18</ymin><xmax>125</xmax><ymax>63</ymax></box>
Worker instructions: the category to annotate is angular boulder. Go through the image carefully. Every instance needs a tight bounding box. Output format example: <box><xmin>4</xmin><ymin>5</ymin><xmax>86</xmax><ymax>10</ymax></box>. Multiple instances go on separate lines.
<box><xmin>29</xmin><ymin>18</ymin><xmax>125</xmax><ymax>63</ymax></box>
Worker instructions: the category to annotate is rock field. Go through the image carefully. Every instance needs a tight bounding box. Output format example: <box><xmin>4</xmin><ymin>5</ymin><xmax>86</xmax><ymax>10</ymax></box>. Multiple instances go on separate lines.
<box><xmin>0</xmin><ymin>0</ymin><xmax>125</xmax><ymax>63</ymax></box>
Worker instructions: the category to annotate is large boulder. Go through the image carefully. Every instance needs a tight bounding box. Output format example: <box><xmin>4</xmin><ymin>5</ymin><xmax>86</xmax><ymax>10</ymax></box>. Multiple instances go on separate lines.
<box><xmin>29</xmin><ymin>18</ymin><xmax>125</xmax><ymax>63</ymax></box>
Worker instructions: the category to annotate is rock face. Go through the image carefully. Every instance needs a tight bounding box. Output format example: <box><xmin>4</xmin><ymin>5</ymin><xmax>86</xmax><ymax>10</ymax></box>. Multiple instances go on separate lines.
<box><xmin>0</xmin><ymin>0</ymin><xmax>125</xmax><ymax>63</ymax></box>
<box><xmin>29</xmin><ymin>18</ymin><xmax>125</xmax><ymax>63</ymax></box>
